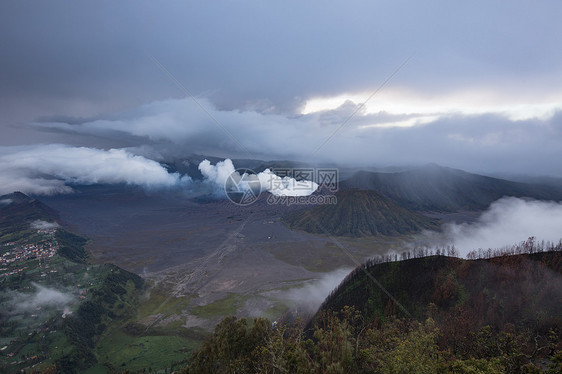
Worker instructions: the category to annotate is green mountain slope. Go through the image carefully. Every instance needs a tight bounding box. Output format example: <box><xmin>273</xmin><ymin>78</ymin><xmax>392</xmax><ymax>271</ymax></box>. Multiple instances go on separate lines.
<box><xmin>0</xmin><ymin>193</ymin><xmax>145</xmax><ymax>373</ymax></box>
<box><xmin>181</xmin><ymin>249</ymin><xmax>562</xmax><ymax>374</ymax></box>
<box><xmin>341</xmin><ymin>164</ymin><xmax>562</xmax><ymax>211</ymax></box>
<box><xmin>283</xmin><ymin>189</ymin><xmax>439</xmax><ymax>237</ymax></box>
<box><xmin>318</xmin><ymin>250</ymin><xmax>562</xmax><ymax>332</ymax></box>
<box><xmin>0</xmin><ymin>192</ymin><xmax>60</xmax><ymax>238</ymax></box>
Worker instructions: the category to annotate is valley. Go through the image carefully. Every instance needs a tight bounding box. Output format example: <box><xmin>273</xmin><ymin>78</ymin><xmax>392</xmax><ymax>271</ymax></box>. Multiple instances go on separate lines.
<box><xmin>39</xmin><ymin>186</ymin><xmax>421</xmax><ymax>335</ymax></box>
<box><xmin>2</xmin><ymin>163</ymin><xmax>562</xmax><ymax>372</ymax></box>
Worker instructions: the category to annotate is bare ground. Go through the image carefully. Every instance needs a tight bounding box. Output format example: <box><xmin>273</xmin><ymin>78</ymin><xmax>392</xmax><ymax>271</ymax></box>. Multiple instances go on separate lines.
<box><xmin>41</xmin><ymin>188</ymin><xmax>479</xmax><ymax>331</ymax></box>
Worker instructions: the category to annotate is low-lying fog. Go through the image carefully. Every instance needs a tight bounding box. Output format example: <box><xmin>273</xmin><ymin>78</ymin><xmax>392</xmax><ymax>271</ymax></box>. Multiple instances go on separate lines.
<box><xmin>415</xmin><ymin>197</ymin><xmax>562</xmax><ymax>257</ymax></box>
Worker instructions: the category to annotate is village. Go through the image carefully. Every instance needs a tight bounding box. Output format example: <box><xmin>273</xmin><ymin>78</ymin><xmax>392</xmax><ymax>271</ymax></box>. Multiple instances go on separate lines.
<box><xmin>0</xmin><ymin>226</ymin><xmax>99</xmax><ymax>372</ymax></box>
<box><xmin>0</xmin><ymin>228</ymin><xmax>59</xmax><ymax>279</ymax></box>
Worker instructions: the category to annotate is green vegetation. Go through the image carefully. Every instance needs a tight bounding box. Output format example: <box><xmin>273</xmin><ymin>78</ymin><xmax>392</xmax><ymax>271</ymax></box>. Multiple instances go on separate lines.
<box><xmin>0</xmin><ymin>256</ymin><xmax>144</xmax><ymax>373</ymax></box>
<box><xmin>180</xmin><ymin>310</ymin><xmax>562</xmax><ymax>373</ymax></box>
<box><xmin>136</xmin><ymin>286</ymin><xmax>187</xmax><ymax>319</ymax></box>
<box><xmin>56</xmin><ymin>229</ymin><xmax>89</xmax><ymax>263</ymax></box>
<box><xmin>283</xmin><ymin>189</ymin><xmax>439</xmax><ymax>237</ymax></box>
<box><xmin>60</xmin><ymin>265</ymin><xmax>144</xmax><ymax>371</ymax></box>
<box><xmin>96</xmin><ymin>330</ymin><xmax>197</xmax><ymax>372</ymax></box>
<box><xmin>179</xmin><ymin>246</ymin><xmax>562</xmax><ymax>373</ymax></box>
<box><xmin>191</xmin><ymin>293</ymin><xmax>250</xmax><ymax>318</ymax></box>
<box><xmin>0</xmin><ymin>192</ymin><xmax>59</xmax><ymax>247</ymax></box>
<box><xmin>320</xmin><ymin>247</ymin><xmax>562</xmax><ymax>333</ymax></box>
<box><xmin>0</xmin><ymin>192</ymin><xmax>146</xmax><ymax>373</ymax></box>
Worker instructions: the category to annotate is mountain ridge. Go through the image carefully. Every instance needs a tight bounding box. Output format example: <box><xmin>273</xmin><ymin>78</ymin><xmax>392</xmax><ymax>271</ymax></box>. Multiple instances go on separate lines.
<box><xmin>282</xmin><ymin>189</ymin><xmax>440</xmax><ymax>237</ymax></box>
<box><xmin>0</xmin><ymin>191</ymin><xmax>60</xmax><ymax>239</ymax></box>
<box><xmin>317</xmin><ymin>250</ymin><xmax>562</xmax><ymax>329</ymax></box>
<box><xmin>340</xmin><ymin>164</ymin><xmax>562</xmax><ymax>211</ymax></box>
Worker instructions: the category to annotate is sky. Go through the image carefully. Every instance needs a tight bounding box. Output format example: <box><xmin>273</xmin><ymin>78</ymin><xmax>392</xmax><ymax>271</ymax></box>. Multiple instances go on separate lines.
<box><xmin>1</xmin><ymin>0</ymin><xmax>562</xmax><ymax>194</ymax></box>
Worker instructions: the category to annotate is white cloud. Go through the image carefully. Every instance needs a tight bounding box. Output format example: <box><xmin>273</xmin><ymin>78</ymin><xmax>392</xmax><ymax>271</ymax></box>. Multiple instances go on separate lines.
<box><xmin>30</xmin><ymin>220</ymin><xmax>60</xmax><ymax>230</ymax></box>
<box><xmin>437</xmin><ymin>197</ymin><xmax>562</xmax><ymax>256</ymax></box>
<box><xmin>0</xmin><ymin>198</ymin><xmax>12</xmax><ymax>206</ymax></box>
<box><xmin>0</xmin><ymin>144</ymin><xmax>190</xmax><ymax>195</ymax></box>
<box><xmin>8</xmin><ymin>283</ymin><xmax>73</xmax><ymax>313</ymax></box>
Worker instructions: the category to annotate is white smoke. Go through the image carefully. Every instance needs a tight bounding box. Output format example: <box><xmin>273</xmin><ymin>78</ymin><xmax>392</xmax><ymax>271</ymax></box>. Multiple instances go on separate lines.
<box><xmin>281</xmin><ymin>268</ymin><xmax>352</xmax><ymax>314</ymax></box>
<box><xmin>30</xmin><ymin>220</ymin><xmax>60</xmax><ymax>230</ymax></box>
<box><xmin>198</xmin><ymin>158</ymin><xmax>318</xmax><ymax>197</ymax></box>
<box><xmin>0</xmin><ymin>198</ymin><xmax>12</xmax><ymax>206</ymax></box>
<box><xmin>62</xmin><ymin>307</ymin><xmax>72</xmax><ymax>318</ymax></box>
<box><xmin>0</xmin><ymin>144</ymin><xmax>191</xmax><ymax>195</ymax></box>
<box><xmin>198</xmin><ymin>158</ymin><xmax>237</xmax><ymax>194</ymax></box>
<box><xmin>434</xmin><ymin>197</ymin><xmax>562</xmax><ymax>256</ymax></box>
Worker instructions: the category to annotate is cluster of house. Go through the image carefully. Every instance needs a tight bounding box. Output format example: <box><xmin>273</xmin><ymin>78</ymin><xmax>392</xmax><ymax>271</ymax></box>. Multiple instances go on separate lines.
<box><xmin>0</xmin><ymin>235</ymin><xmax>59</xmax><ymax>278</ymax></box>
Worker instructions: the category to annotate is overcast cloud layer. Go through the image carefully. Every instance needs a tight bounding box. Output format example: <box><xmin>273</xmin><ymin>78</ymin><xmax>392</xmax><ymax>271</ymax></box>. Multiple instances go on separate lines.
<box><xmin>1</xmin><ymin>1</ymin><xmax>561</xmax><ymax>177</ymax></box>
<box><xmin>35</xmin><ymin>98</ymin><xmax>562</xmax><ymax>176</ymax></box>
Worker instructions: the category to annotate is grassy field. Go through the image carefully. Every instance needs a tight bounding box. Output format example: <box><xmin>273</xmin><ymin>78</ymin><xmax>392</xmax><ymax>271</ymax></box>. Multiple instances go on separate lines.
<box><xmin>190</xmin><ymin>293</ymin><xmax>250</xmax><ymax>318</ymax></box>
<box><xmin>95</xmin><ymin>329</ymin><xmax>198</xmax><ymax>372</ymax></box>
<box><xmin>137</xmin><ymin>285</ymin><xmax>190</xmax><ymax>319</ymax></box>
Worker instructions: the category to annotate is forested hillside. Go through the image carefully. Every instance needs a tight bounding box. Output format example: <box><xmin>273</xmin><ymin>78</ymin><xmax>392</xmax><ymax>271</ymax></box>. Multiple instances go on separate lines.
<box><xmin>179</xmin><ymin>244</ymin><xmax>562</xmax><ymax>373</ymax></box>
<box><xmin>320</xmin><ymin>245</ymin><xmax>562</xmax><ymax>330</ymax></box>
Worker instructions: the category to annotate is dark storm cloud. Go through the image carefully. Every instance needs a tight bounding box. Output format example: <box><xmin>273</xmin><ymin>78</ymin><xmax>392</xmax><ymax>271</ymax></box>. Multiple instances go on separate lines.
<box><xmin>1</xmin><ymin>1</ymin><xmax>561</xmax><ymax>176</ymax></box>
<box><xmin>1</xmin><ymin>1</ymin><xmax>561</xmax><ymax>122</ymax></box>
